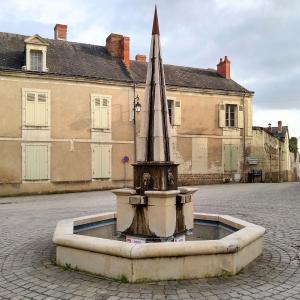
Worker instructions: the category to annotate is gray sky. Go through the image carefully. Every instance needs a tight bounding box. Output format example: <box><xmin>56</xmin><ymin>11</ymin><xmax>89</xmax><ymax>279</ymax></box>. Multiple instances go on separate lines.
<box><xmin>1</xmin><ymin>0</ymin><xmax>299</xmax><ymax>138</ymax></box>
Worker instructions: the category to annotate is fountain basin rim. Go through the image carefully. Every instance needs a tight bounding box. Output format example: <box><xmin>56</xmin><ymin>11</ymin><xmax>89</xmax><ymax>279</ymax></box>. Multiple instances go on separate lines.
<box><xmin>53</xmin><ymin>212</ymin><xmax>265</xmax><ymax>259</ymax></box>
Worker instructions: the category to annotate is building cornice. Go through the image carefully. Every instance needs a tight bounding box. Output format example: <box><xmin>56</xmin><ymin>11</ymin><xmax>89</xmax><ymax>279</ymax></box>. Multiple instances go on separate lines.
<box><xmin>0</xmin><ymin>69</ymin><xmax>254</xmax><ymax>97</ymax></box>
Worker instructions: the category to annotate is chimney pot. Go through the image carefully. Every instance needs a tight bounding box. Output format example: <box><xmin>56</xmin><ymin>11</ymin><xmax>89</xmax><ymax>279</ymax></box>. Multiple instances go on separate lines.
<box><xmin>217</xmin><ymin>56</ymin><xmax>231</xmax><ymax>79</ymax></box>
<box><xmin>278</xmin><ymin>121</ymin><xmax>282</xmax><ymax>133</ymax></box>
<box><xmin>54</xmin><ymin>24</ymin><xmax>67</xmax><ymax>40</ymax></box>
<box><xmin>135</xmin><ymin>54</ymin><xmax>147</xmax><ymax>62</ymax></box>
<box><xmin>106</xmin><ymin>33</ymin><xmax>130</xmax><ymax>68</ymax></box>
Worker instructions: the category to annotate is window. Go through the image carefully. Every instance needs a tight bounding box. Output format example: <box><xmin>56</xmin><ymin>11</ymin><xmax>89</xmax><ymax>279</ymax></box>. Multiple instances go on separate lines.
<box><xmin>225</xmin><ymin>104</ymin><xmax>236</xmax><ymax>127</ymax></box>
<box><xmin>30</xmin><ymin>50</ymin><xmax>42</xmax><ymax>71</ymax></box>
<box><xmin>92</xmin><ymin>144</ymin><xmax>112</xmax><ymax>179</ymax></box>
<box><xmin>91</xmin><ymin>95</ymin><xmax>111</xmax><ymax>130</ymax></box>
<box><xmin>167</xmin><ymin>99</ymin><xmax>181</xmax><ymax>126</ymax></box>
<box><xmin>167</xmin><ymin>100</ymin><xmax>173</xmax><ymax>124</ymax></box>
<box><xmin>224</xmin><ymin>144</ymin><xmax>238</xmax><ymax>172</ymax></box>
<box><xmin>23</xmin><ymin>144</ymin><xmax>49</xmax><ymax>181</ymax></box>
<box><xmin>219</xmin><ymin>103</ymin><xmax>244</xmax><ymax>128</ymax></box>
<box><xmin>23</xmin><ymin>90</ymin><xmax>49</xmax><ymax>127</ymax></box>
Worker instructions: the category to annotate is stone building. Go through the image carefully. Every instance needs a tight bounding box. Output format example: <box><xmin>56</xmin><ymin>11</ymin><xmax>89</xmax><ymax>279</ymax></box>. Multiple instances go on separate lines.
<box><xmin>0</xmin><ymin>24</ymin><xmax>253</xmax><ymax>196</ymax></box>
<box><xmin>250</xmin><ymin>121</ymin><xmax>294</xmax><ymax>182</ymax></box>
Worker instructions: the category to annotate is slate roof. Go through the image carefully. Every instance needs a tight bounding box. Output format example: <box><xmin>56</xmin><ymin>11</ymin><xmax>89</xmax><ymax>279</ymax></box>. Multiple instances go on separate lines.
<box><xmin>130</xmin><ymin>61</ymin><xmax>250</xmax><ymax>93</ymax></box>
<box><xmin>0</xmin><ymin>32</ymin><xmax>251</xmax><ymax>93</ymax></box>
<box><xmin>0</xmin><ymin>32</ymin><xmax>131</xmax><ymax>82</ymax></box>
<box><xmin>271</xmin><ymin>126</ymin><xmax>289</xmax><ymax>141</ymax></box>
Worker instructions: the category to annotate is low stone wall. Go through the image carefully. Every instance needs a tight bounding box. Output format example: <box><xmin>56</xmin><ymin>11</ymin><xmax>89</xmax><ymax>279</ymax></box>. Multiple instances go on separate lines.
<box><xmin>178</xmin><ymin>173</ymin><xmax>232</xmax><ymax>186</ymax></box>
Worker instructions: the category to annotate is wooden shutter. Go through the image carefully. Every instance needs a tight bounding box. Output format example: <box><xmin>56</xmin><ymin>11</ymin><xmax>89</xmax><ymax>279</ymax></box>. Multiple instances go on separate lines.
<box><xmin>92</xmin><ymin>97</ymin><xmax>111</xmax><ymax>129</ymax></box>
<box><xmin>224</xmin><ymin>144</ymin><xmax>238</xmax><ymax>172</ymax></box>
<box><xmin>230</xmin><ymin>145</ymin><xmax>238</xmax><ymax>171</ymax></box>
<box><xmin>238</xmin><ymin>105</ymin><xmax>244</xmax><ymax>128</ymax></box>
<box><xmin>224</xmin><ymin>145</ymin><xmax>231</xmax><ymax>172</ymax></box>
<box><xmin>93</xmin><ymin>144</ymin><xmax>112</xmax><ymax>179</ymax></box>
<box><xmin>100</xmin><ymin>98</ymin><xmax>111</xmax><ymax>129</ymax></box>
<box><xmin>173</xmin><ymin>100</ymin><xmax>181</xmax><ymax>126</ymax></box>
<box><xmin>36</xmin><ymin>93</ymin><xmax>48</xmax><ymax>126</ymax></box>
<box><xmin>219</xmin><ymin>104</ymin><xmax>225</xmax><ymax>127</ymax></box>
<box><xmin>25</xmin><ymin>92</ymin><xmax>36</xmax><ymax>125</ymax></box>
<box><xmin>24</xmin><ymin>144</ymin><xmax>48</xmax><ymax>180</ymax></box>
<box><xmin>92</xmin><ymin>97</ymin><xmax>101</xmax><ymax>128</ymax></box>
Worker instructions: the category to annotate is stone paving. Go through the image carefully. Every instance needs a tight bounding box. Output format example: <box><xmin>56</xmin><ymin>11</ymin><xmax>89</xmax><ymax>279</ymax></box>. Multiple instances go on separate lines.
<box><xmin>0</xmin><ymin>183</ymin><xmax>300</xmax><ymax>300</ymax></box>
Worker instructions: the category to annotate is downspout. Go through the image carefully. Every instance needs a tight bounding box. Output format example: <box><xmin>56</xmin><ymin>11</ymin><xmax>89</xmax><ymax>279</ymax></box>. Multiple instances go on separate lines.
<box><xmin>242</xmin><ymin>92</ymin><xmax>246</xmax><ymax>182</ymax></box>
<box><xmin>133</xmin><ymin>81</ymin><xmax>137</xmax><ymax>162</ymax></box>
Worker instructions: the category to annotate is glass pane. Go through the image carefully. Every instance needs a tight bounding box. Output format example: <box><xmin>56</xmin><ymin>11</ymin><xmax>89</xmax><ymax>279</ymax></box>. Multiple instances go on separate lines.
<box><xmin>30</xmin><ymin>50</ymin><xmax>42</xmax><ymax>71</ymax></box>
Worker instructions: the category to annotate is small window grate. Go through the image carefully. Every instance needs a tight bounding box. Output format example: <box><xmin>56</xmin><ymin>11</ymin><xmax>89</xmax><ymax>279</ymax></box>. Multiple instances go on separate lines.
<box><xmin>38</xmin><ymin>94</ymin><xmax>47</xmax><ymax>102</ymax></box>
<box><xmin>102</xmin><ymin>99</ymin><xmax>108</xmax><ymax>106</ymax></box>
<box><xmin>26</xmin><ymin>93</ymin><xmax>35</xmax><ymax>101</ymax></box>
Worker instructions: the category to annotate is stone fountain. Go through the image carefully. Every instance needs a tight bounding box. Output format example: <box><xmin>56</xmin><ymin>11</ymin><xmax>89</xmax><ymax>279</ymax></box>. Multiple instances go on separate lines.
<box><xmin>53</xmin><ymin>7</ymin><xmax>265</xmax><ymax>282</ymax></box>
<box><xmin>114</xmin><ymin>7</ymin><xmax>195</xmax><ymax>243</ymax></box>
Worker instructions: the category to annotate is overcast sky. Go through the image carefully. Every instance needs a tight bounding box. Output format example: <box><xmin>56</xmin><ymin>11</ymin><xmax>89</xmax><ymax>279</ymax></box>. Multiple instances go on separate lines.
<box><xmin>1</xmin><ymin>0</ymin><xmax>299</xmax><ymax>138</ymax></box>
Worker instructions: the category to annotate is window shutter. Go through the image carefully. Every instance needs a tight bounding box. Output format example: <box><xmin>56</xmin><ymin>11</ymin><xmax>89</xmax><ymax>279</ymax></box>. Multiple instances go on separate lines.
<box><xmin>231</xmin><ymin>145</ymin><xmax>238</xmax><ymax>171</ymax></box>
<box><xmin>238</xmin><ymin>105</ymin><xmax>244</xmax><ymax>128</ymax></box>
<box><xmin>93</xmin><ymin>145</ymin><xmax>101</xmax><ymax>178</ymax></box>
<box><xmin>224</xmin><ymin>145</ymin><xmax>231</xmax><ymax>172</ymax></box>
<box><xmin>100</xmin><ymin>98</ymin><xmax>111</xmax><ymax>129</ymax></box>
<box><xmin>25</xmin><ymin>93</ymin><xmax>36</xmax><ymax>125</ymax></box>
<box><xmin>36</xmin><ymin>93</ymin><xmax>48</xmax><ymax>126</ymax></box>
<box><xmin>24</xmin><ymin>144</ymin><xmax>48</xmax><ymax>180</ymax></box>
<box><xmin>219</xmin><ymin>104</ymin><xmax>225</xmax><ymax>127</ymax></box>
<box><xmin>92</xmin><ymin>97</ymin><xmax>111</xmax><ymax>129</ymax></box>
<box><xmin>224</xmin><ymin>144</ymin><xmax>238</xmax><ymax>172</ymax></box>
<box><xmin>173</xmin><ymin>100</ymin><xmax>181</xmax><ymax>126</ymax></box>
<box><xmin>101</xmin><ymin>144</ymin><xmax>112</xmax><ymax>178</ymax></box>
<box><xmin>92</xmin><ymin>144</ymin><xmax>112</xmax><ymax>179</ymax></box>
<box><xmin>93</xmin><ymin>97</ymin><xmax>101</xmax><ymax>128</ymax></box>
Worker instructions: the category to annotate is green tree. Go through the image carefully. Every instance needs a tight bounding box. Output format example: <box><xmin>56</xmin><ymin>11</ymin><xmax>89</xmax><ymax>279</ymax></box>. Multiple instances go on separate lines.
<box><xmin>289</xmin><ymin>137</ymin><xmax>298</xmax><ymax>159</ymax></box>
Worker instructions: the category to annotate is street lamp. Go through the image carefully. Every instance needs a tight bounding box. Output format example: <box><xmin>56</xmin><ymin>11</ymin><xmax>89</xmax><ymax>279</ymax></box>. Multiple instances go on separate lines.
<box><xmin>133</xmin><ymin>93</ymin><xmax>142</xmax><ymax>162</ymax></box>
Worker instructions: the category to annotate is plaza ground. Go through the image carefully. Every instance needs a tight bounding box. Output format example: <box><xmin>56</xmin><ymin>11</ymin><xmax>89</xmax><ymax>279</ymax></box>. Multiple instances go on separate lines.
<box><xmin>0</xmin><ymin>183</ymin><xmax>300</xmax><ymax>300</ymax></box>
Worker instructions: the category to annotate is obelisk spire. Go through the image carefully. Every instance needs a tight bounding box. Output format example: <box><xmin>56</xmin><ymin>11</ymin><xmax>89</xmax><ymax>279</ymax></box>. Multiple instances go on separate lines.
<box><xmin>137</xmin><ymin>6</ymin><xmax>172</xmax><ymax>163</ymax></box>
<box><xmin>152</xmin><ymin>5</ymin><xmax>160</xmax><ymax>35</ymax></box>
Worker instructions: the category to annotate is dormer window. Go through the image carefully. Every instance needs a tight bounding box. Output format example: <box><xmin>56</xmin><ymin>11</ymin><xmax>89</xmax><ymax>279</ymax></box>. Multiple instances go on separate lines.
<box><xmin>30</xmin><ymin>50</ymin><xmax>42</xmax><ymax>71</ymax></box>
<box><xmin>23</xmin><ymin>34</ymin><xmax>49</xmax><ymax>72</ymax></box>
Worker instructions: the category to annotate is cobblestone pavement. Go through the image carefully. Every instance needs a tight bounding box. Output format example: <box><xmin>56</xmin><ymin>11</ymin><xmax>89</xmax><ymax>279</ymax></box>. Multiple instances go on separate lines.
<box><xmin>1</xmin><ymin>183</ymin><xmax>300</xmax><ymax>300</ymax></box>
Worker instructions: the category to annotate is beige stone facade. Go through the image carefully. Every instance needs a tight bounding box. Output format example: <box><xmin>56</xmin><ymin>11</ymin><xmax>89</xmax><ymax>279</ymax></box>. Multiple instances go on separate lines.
<box><xmin>0</xmin><ymin>70</ymin><xmax>255</xmax><ymax>196</ymax></box>
<box><xmin>0</xmin><ymin>25</ymin><xmax>257</xmax><ymax>196</ymax></box>
<box><xmin>249</xmin><ymin>126</ymin><xmax>298</xmax><ymax>182</ymax></box>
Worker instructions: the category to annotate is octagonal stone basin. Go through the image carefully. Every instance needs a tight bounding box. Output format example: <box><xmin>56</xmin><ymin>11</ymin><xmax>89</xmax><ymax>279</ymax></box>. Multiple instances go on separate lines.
<box><xmin>53</xmin><ymin>212</ymin><xmax>265</xmax><ymax>283</ymax></box>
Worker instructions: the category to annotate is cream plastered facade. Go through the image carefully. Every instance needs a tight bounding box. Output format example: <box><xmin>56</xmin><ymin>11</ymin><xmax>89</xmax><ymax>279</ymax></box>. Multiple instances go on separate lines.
<box><xmin>0</xmin><ymin>71</ymin><xmax>253</xmax><ymax>196</ymax></box>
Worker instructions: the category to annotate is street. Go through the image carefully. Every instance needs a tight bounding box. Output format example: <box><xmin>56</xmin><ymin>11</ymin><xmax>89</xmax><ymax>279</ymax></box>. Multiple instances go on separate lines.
<box><xmin>0</xmin><ymin>183</ymin><xmax>300</xmax><ymax>299</ymax></box>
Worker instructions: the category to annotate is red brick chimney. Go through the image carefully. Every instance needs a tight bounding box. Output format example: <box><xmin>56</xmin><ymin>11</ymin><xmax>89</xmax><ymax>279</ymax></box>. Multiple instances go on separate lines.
<box><xmin>217</xmin><ymin>56</ymin><xmax>230</xmax><ymax>79</ymax></box>
<box><xmin>106</xmin><ymin>33</ymin><xmax>130</xmax><ymax>68</ymax></box>
<box><xmin>54</xmin><ymin>24</ymin><xmax>67</xmax><ymax>40</ymax></box>
<box><xmin>135</xmin><ymin>54</ymin><xmax>147</xmax><ymax>62</ymax></box>
<box><xmin>278</xmin><ymin>121</ymin><xmax>282</xmax><ymax>133</ymax></box>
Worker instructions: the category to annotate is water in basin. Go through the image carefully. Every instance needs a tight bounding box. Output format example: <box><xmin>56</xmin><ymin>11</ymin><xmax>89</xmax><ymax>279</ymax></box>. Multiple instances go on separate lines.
<box><xmin>74</xmin><ymin>219</ymin><xmax>238</xmax><ymax>242</ymax></box>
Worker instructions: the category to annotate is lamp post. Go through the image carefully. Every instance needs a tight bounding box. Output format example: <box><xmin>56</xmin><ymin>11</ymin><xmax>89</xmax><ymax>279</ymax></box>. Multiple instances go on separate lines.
<box><xmin>133</xmin><ymin>91</ymin><xmax>141</xmax><ymax>163</ymax></box>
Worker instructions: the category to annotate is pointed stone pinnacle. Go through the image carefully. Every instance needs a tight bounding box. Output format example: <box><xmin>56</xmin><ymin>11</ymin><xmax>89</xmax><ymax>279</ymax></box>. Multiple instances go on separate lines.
<box><xmin>152</xmin><ymin>5</ymin><xmax>160</xmax><ymax>35</ymax></box>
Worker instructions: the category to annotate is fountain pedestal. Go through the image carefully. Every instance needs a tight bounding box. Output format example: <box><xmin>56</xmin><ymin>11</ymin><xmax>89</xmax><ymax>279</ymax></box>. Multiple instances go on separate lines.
<box><xmin>113</xmin><ymin>187</ymin><xmax>197</xmax><ymax>241</ymax></box>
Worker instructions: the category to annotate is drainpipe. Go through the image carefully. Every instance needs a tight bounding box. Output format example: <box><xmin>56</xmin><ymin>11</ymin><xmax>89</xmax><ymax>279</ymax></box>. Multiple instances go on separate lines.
<box><xmin>242</xmin><ymin>92</ymin><xmax>246</xmax><ymax>182</ymax></box>
<box><xmin>133</xmin><ymin>82</ymin><xmax>137</xmax><ymax>163</ymax></box>
<box><xmin>278</xmin><ymin>142</ymin><xmax>281</xmax><ymax>182</ymax></box>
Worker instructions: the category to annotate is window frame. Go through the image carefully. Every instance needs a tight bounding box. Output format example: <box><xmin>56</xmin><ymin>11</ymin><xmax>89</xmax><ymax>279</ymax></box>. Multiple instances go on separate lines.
<box><xmin>225</xmin><ymin>104</ymin><xmax>237</xmax><ymax>128</ymax></box>
<box><xmin>167</xmin><ymin>97</ymin><xmax>181</xmax><ymax>126</ymax></box>
<box><xmin>22</xmin><ymin>88</ymin><xmax>51</xmax><ymax>129</ymax></box>
<box><xmin>30</xmin><ymin>50</ymin><xmax>43</xmax><ymax>71</ymax></box>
